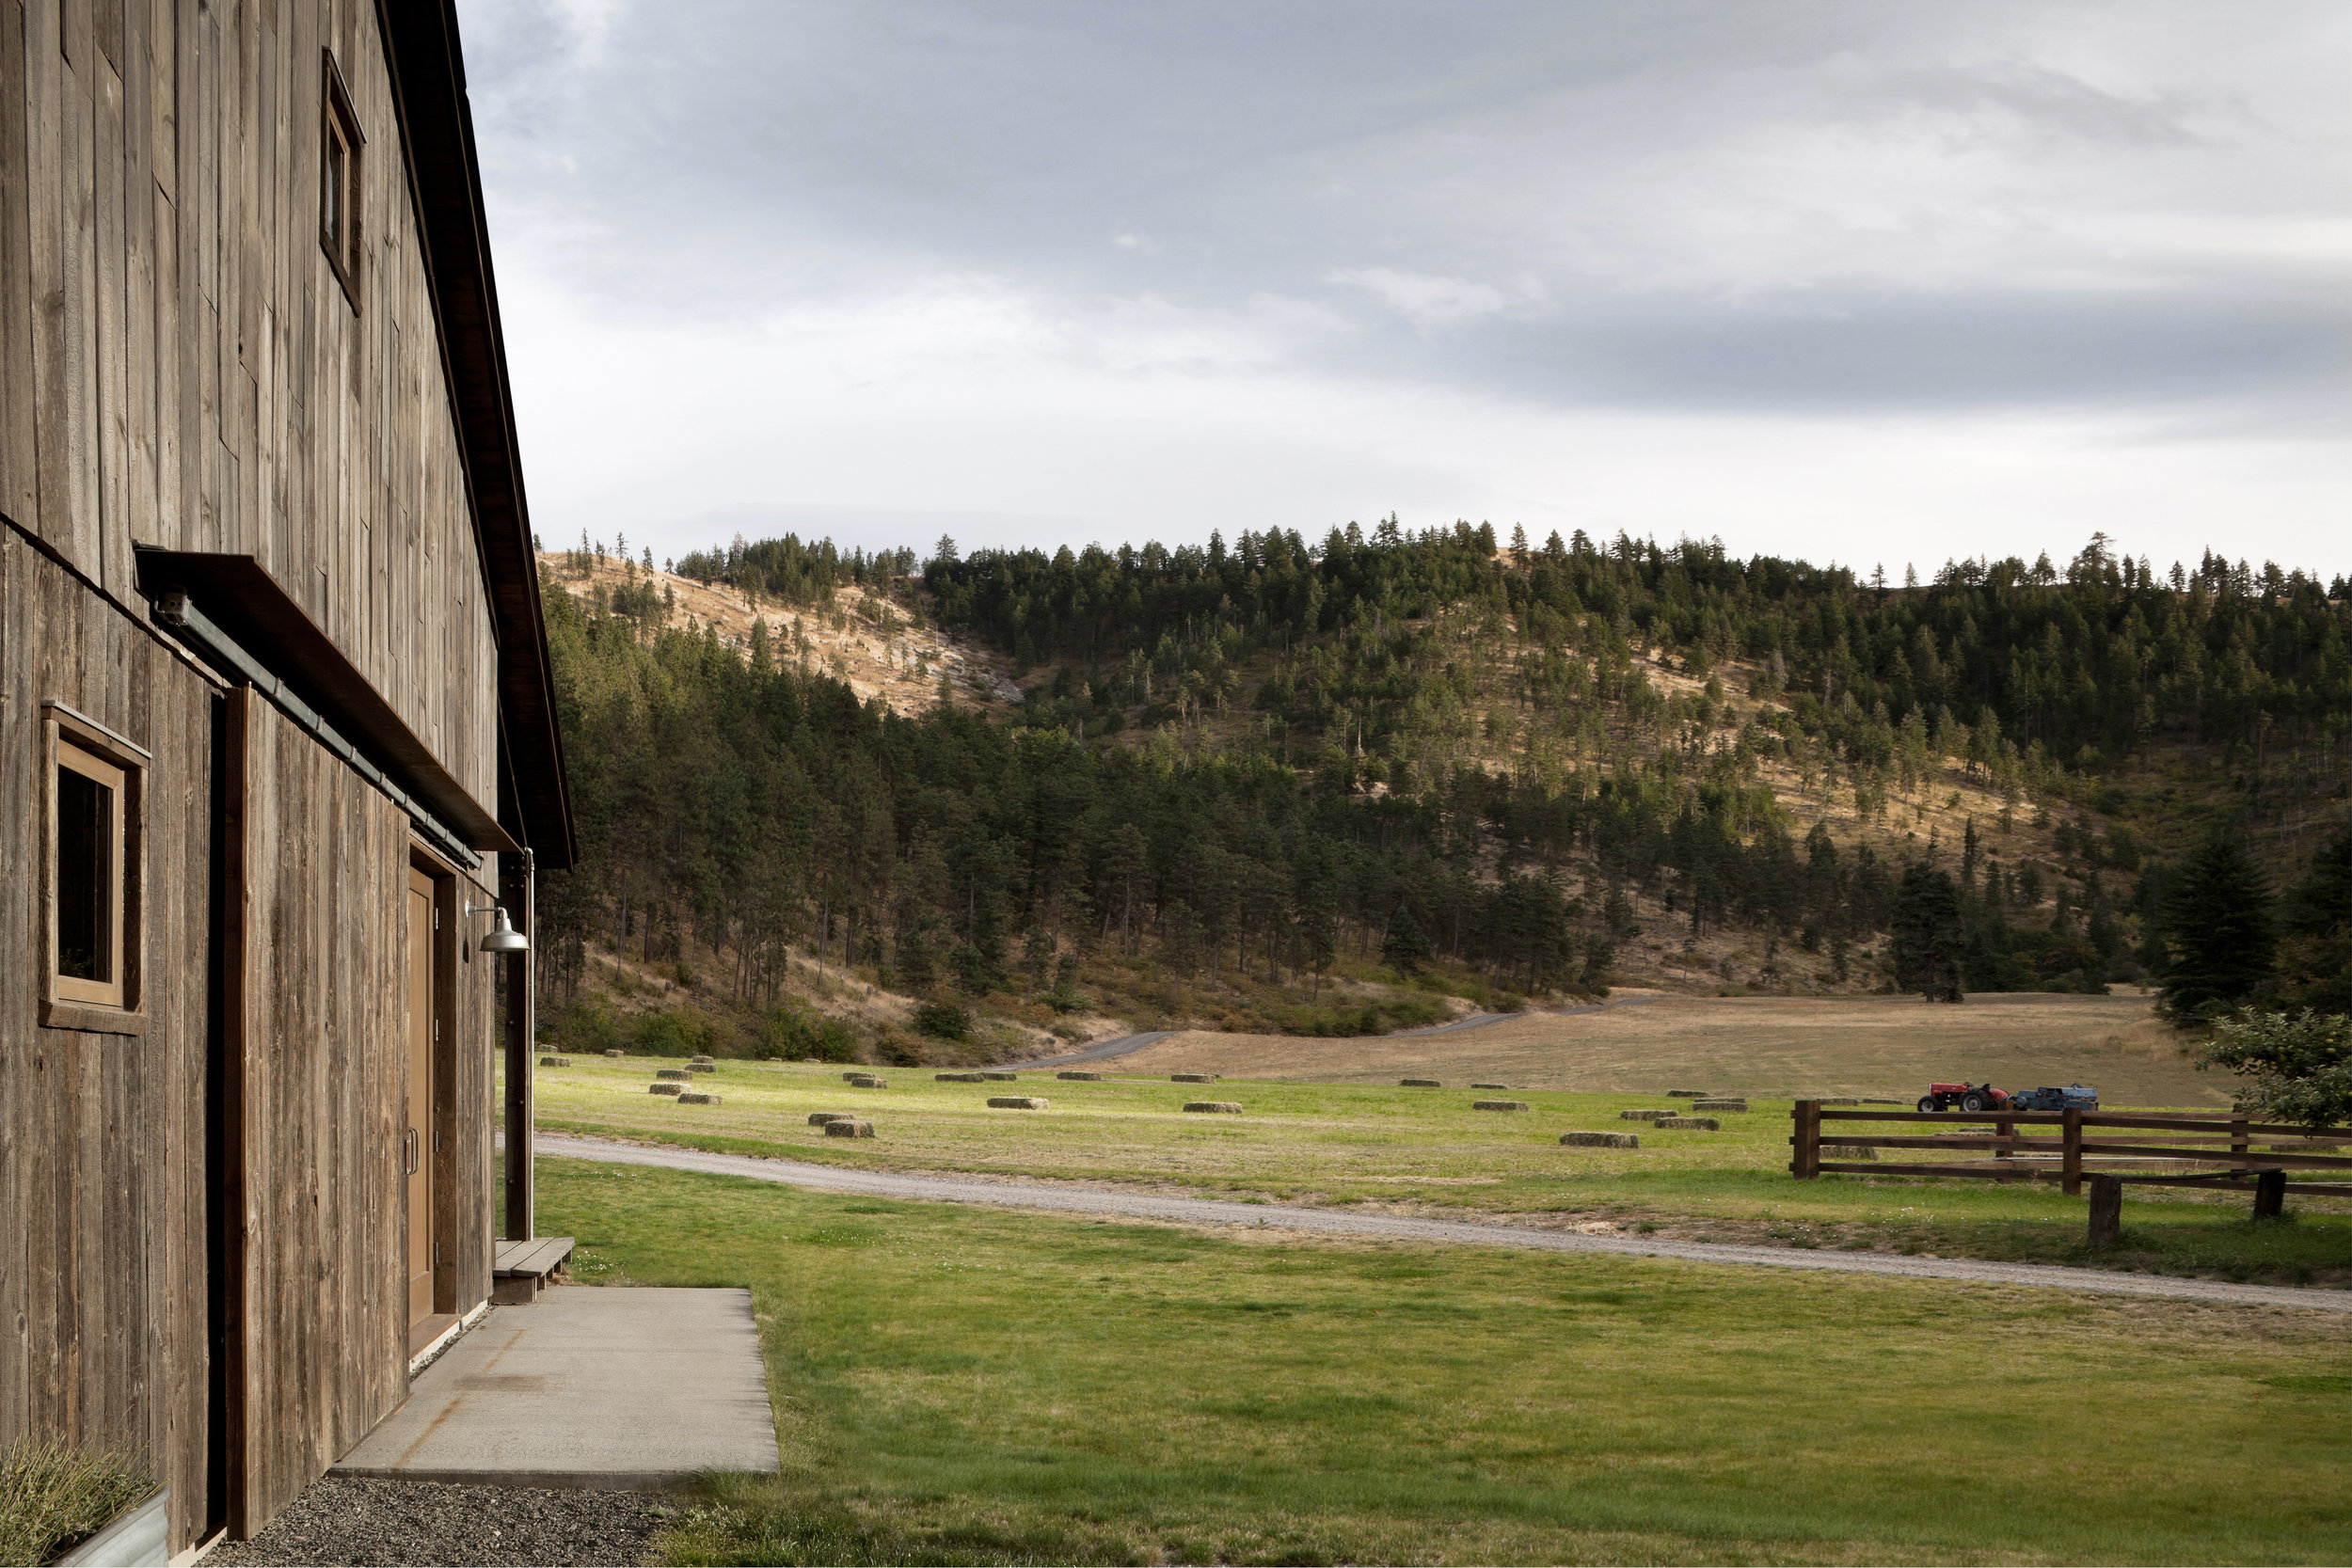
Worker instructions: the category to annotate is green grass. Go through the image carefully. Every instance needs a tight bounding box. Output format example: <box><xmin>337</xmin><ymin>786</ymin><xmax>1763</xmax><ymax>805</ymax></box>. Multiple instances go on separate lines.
<box><xmin>540</xmin><ymin>1157</ymin><xmax>2352</xmax><ymax>1566</ymax></box>
<box><xmin>524</xmin><ymin>1058</ymin><xmax>2352</xmax><ymax>1285</ymax></box>
<box><xmin>0</xmin><ymin>1445</ymin><xmax>153</xmax><ymax>1567</ymax></box>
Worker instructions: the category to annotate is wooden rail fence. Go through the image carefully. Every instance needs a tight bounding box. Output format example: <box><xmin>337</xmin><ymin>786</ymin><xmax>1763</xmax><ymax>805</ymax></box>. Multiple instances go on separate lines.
<box><xmin>1789</xmin><ymin>1101</ymin><xmax>2352</xmax><ymax>1240</ymax></box>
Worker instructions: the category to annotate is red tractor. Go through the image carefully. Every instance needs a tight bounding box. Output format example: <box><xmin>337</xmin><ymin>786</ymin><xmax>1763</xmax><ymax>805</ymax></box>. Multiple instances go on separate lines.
<box><xmin>1915</xmin><ymin>1082</ymin><xmax>2010</xmax><ymax>1114</ymax></box>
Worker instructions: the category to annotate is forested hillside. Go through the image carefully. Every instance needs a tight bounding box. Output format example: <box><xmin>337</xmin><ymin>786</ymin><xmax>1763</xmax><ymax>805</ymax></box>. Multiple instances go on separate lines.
<box><xmin>533</xmin><ymin>525</ymin><xmax>2352</xmax><ymax>1062</ymax></box>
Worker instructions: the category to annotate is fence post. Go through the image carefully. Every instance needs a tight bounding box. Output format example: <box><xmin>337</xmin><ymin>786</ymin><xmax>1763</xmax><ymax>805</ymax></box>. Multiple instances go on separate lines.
<box><xmin>2254</xmin><ymin>1168</ymin><xmax>2285</xmax><ymax>1218</ymax></box>
<box><xmin>2087</xmin><ymin>1174</ymin><xmax>2122</xmax><ymax>1246</ymax></box>
<box><xmin>1791</xmin><ymin>1100</ymin><xmax>1820</xmax><ymax>1179</ymax></box>
<box><xmin>1994</xmin><ymin>1114</ymin><xmax>2014</xmax><ymax>1160</ymax></box>
<box><xmin>2062</xmin><ymin>1107</ymin><xmax>2083</xmax><ymax>1196</ymax></box>
<box><xmin>2232</xmin><ymin>1116</ymin><xmax>2250</xmax><ymax>1164</ymax></box>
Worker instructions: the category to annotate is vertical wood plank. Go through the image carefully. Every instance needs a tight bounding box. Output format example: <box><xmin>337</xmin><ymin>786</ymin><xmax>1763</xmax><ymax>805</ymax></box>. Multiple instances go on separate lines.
<box><xmin>0</xmin><ymin>532</ymin><xmax>25</xmax><ymax>1450</ymax></box>
<box><xmin>0</xmin><ymin>0</ymin><xmax>39</xmax><ymax>527</ymax></box>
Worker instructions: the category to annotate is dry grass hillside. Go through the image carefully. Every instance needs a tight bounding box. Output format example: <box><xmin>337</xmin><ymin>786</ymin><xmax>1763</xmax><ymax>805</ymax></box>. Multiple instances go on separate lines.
<box><xmin>542</xmin><ymin>552</ymin><xmax>1023</xmax><ymax>716</ymax></box>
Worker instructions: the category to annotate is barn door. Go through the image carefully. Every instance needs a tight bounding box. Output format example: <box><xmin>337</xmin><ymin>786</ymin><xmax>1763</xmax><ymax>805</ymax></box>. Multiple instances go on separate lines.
<box><xmin>405</xmin><ymin>867</ymin><xmax>437</xmax><ymax>1328</ymax></box>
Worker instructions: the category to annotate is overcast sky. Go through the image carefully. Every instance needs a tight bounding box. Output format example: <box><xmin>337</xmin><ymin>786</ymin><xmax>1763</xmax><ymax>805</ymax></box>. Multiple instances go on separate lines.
<box><xmin>458</xmin><ymin>0</ymin><xmax>2350</xmax><ymax>578</ymax></box>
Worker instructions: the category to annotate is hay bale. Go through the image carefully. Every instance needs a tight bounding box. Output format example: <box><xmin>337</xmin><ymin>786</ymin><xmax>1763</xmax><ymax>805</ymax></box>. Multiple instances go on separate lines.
<box><xmin>1860</xmin><ymin>1098</ymin><xmax>1905</xmax><ymax>1105</ymax></box>
<box><xmin>1830</xmin><ymin>1145</ymin><xmax>1878</xmax><ymax>1161</ymax></box>
<box><xmin>1691</xmin><ymin>1098</ymin><xmax>1747</xmax><ymax>1113</ymax></box>
<box><xmin>1666</xmin><ymin>1089</ymin><xmax>1708</xmax><ymax>1098</ymax></box>
<box><xmin>648</xmin><ymin>1083</ymin><xmax>685</xmax><ymax>1096</ymax></box>
<box><xmin>841</xmin><ymin>1070</ymin><xmax>870</xmax><ymax>1082</ymax></box>
<box><xmin>1183</xmin><ymin>1101</ymin><xmax>1243</xmax><ymax>1114</ymax></box>
<box><xmin>935</xmin><ymin>1071</ymin><xmax>987</xmax><ymax>1082</ymax></box>
<box><xmin>676</xmin><ymin>1091</ymin><xmax>722</xmax><ymax>1106</ymax></box>
<box><xmin>1559</xmin><ymin>1131</ymin><xmax>1640</xmax><ymax>1148</ymax></box>
<box><xmin>847</xmin><ymin>1074</ymin><xmax>887</xmax><ymax>1088</ymax></box>
<box><xmin>1618</xmin><ymin>1109</ymin><xmax>1672</xmax><ymax>1120</ymax></box>
<box><xmin>537</xmin><ymin>1055</ymin><xmax>566</xmax><ymax>1068</ymax></box>
<box><xmin>1057</xmin><ymin>1070</ymin><xmax>1103</xmax><ymax>1081</ymax></box>
<box><xmin>1654</xmin><ymin>1116</ymin><xmax>1721</xmax><ymax>1131</ymax></box>
<box><xmin>981</xmin><ymin>1070</ymin><xmax>1019</xmax><ymax>1082</ymax></box>
<box><xmin>1473</xmin><ymin>1100</ymin><xmax>1529</xmax><ymax>1112</ymax></box>
<box><xmin>823</xmin><ymin>1119</ymin><xmax>875</xmax><ymax>1138</ymax></box>
<box><xmin>1816</xmin><ymin>1097</ymin><xmax>1859</xmax><ymax>1106</ymax></box>
<box><xmin>988</xmin><ymin>1096</ymin><xmax>1050</xmax><ymax>1110</ymax></box>
<box><xmin>691</xmin><ymin>1053</ymin><xmax>714</xmax><ymax>1065</ymax></box>
<box><xmin>1400</xmin><ymin>1078</ymin><xmax>1440</xmax><ymax>1087</ymax></box>
<box><xmin>688</xmin><ymin>1063</ymin><xmax>718</xmax><ymax>1073</ymax></box>
<box><xmin>604</xmin><ymin>1049</ymin><xmax>624</xmax><ymax>1058</ymax></box>
<box><xmin>1171</xmin><ymin>1073</ymin><xmax>1219</xmax><ymax>1084</ymax></box>
<box><xmin>656</xmin><ymin>1069</ymin><xmax>691</xmax><ymax>1082</ymax></box>
<box><xmin>1470</xmin><ymin>1082</ymin><xmax>1511</xmax><ymax>1090</ymax></box>
<box><xmin>807</xmin><ymin>1112</ymin><xmax>858</xmax><ymax>1126</ymax></box>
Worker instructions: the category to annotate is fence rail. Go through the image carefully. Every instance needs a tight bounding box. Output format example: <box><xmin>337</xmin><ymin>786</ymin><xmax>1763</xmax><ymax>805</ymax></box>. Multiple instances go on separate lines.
<box><xmin>1789</xmin><ymin>1101</ymin><xmax>2352</xmax><ymax>1199</ymax></box>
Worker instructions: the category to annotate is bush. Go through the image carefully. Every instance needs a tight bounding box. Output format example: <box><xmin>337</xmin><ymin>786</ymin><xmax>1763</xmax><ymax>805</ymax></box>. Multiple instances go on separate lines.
<box><xmin>914</xmin><ymin>1001</ymin><xmax>971</xmax><ymax>1040</ymax></box>
<box><xmin>0</xmin><ymin>1444</ymin><xmax>152</xmax><ymax>1567</ymax></box>
<box><xmin>2201</xmin><ymin>1008</ymin><xmax>2352</xmax><ymax>1128</ymax></box>
<box><xmin>761</xmin><ymin>1003</ymin><xmax>861</xmax><ymax>1063</ymax></box>
<box><xmin>631</xmin><ymin>1006</ymin><xmax>718</xmax><ymax>1058</ymax></box>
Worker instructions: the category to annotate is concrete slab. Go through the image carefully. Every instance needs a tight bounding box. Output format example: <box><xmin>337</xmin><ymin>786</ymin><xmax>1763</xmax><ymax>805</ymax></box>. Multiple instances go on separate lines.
<box><xmin>333</xmin><ymin>1288</ymin><xmax>778</xmax><ymax>1489</ymax></box>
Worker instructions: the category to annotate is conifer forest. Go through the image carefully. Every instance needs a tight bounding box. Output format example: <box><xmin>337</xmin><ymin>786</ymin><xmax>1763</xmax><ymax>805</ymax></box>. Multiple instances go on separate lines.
<box><xmin>534</xmin><ymin>524</ymin><xmax>2352</xmax><ymax>1057</ymax></box>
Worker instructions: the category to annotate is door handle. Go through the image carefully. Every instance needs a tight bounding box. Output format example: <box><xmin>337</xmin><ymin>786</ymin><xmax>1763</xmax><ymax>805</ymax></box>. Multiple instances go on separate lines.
<box><xmin>403</xmin><ymin>1127</ymin><xmax>421</xmax><ymax>1175</ymax></box>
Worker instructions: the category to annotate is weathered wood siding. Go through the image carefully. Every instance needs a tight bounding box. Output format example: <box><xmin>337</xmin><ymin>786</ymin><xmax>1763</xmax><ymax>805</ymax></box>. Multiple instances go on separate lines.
<box><xmin>226</xmin><ymin>689</ymin><xmax>492</xmax><ymax>1535</ymax></box>
<box><xmin>0</xmin><ymin>530</ymin><xmax>215</xmax><ymax>1551</ymax></box>
<box><xmin>0</xmin><ymin>0</ymin><xmax>501</xmax><ymax>808</ymax></box>
<box><xmin>2</xmin><ymin>0</ymin><xmax>513</xmax><ymax>1548</ymax></box>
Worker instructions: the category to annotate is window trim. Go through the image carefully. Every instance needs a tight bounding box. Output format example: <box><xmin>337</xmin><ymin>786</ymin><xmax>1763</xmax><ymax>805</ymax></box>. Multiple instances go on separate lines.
<box><xmin>40</xmin><ymin>703</ymin><xmax>148</xmax><ymax>1036</ymax></box>
<box><xmin>320</xmin><ymin>48</ymin><xmax>364</xmax><ymax>312</ymax></box>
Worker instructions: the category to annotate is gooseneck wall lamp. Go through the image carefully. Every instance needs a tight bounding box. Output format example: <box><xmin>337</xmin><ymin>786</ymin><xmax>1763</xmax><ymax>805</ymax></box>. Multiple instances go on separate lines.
<box><xmin>465</xmin><ymin>904</ymin><xmax>531</xmax><ymax>955</ymax></box>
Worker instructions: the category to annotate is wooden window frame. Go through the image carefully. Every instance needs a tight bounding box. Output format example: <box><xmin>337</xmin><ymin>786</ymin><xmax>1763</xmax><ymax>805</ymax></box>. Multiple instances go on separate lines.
<box><xmin>320</xmin><ymin>49</ymin><xmax>364</xmax><ymax>312</ymax></box>
<box><xmin>39</xmin><ymin>702</ymin><xmax>149</xmax><ymax>1036</ymax></box>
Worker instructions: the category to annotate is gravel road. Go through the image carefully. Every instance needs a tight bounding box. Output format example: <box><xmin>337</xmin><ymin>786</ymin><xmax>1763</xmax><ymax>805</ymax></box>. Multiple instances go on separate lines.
<box><xmin>537</xmin><ymin>1133</ymin><xmax>2352</xmax><ymax>1314</ymax></box>
<box><xmin>204</xmin><ymin>1477</ymin><xmax>668</xmax><ymax>1566</ymax></box>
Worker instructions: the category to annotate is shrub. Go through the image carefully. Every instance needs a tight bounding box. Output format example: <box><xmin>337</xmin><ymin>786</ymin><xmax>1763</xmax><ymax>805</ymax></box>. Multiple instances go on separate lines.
<box><xmin>761</xmin><ymin>1003</ymin><xmax>861</xmax><ymax>1063</ymax></box>
<box><xmin>0</xmin><ymin>1444</ymin><xmax>152</xmax><ymax>1568</ymax></box>
<box><xmin>914</xmin><ymin>1001</ymin><xmax>971</xmax><ymax>1040</ymax></box>
<box><xmin>632</xmin><ymin>1005</ymin><xmax>719</xmax><ymax>1058</ymax></box>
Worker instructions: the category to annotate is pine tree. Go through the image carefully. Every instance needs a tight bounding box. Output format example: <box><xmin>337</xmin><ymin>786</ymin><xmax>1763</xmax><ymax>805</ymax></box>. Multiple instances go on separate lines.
<box><xmin>2270</xmin><ymin>825</ymin><xmax>2352</xmax><ymax>1016</ymax></box>
<box><xmin>1381</xmin><ymin>906</ymin><xmax>1433</xmax><ymax>975</ymax></box>
<box><xmin>2159</xmin><ymin>828</ymin><xmax>2276</xmax><ymax>1022</ymax></box>
<box><xmin>1891</xmin><ymin>862</ymin><xmax>1965</xmax><ymax>1003</ymax></box>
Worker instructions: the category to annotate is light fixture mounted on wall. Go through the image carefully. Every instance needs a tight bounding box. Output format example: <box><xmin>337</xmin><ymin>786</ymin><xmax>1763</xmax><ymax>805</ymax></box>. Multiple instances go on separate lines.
<box><xmin>465</xmin><ymin>903</ymin><xmax>530</xmax><ymax>954</ymax></box>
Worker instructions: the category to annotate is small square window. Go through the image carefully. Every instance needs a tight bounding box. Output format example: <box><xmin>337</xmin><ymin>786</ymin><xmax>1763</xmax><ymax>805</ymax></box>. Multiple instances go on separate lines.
<box><xmin>321</xmin><ymin>51</ymin><xmax>364</xmax><ymax>309</ymax></box>
<box><xmin>41</xmin><ymin>705</ymin><xmax>147</xmax><ymax>1034</ymax></box>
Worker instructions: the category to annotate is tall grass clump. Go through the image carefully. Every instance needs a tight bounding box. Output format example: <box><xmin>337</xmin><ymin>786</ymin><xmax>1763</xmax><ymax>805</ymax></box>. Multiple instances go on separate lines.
<box><xmin>0</xmin><ymin>1444</ymin><xmax>152</xmax><ymax>1566</ymax></box>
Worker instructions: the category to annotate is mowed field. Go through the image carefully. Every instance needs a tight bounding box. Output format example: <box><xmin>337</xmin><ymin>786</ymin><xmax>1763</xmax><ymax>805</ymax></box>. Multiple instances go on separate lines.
<box><xmin>1103</xmin><ymin>991</ymin><xmax>2220</xmax><ymax>1105</ymax></box>
<box><xmin>525</xmin><ymin>989</ymin><xmax>2349</xmax><ymax>1284</ymax></box>
<box><xmin>552</xmin><ymin>1160</ymin><xmax>2352</xmax><ymax>1566</ymax></box>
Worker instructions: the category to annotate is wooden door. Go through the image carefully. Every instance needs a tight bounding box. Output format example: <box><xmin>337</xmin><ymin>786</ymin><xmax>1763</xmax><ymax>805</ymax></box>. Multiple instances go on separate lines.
<box><xmin>405</xmin><ymin>868</ymin><xmax>437</xmax><ymax>1327</ymax></box>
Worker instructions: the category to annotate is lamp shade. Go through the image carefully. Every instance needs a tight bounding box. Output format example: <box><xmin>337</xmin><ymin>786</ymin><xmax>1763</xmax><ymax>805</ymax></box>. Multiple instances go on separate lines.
<box><xmin>479</xmin><ymin>906</ymin><xmax>530</xmax><ymax>954</ymax></box>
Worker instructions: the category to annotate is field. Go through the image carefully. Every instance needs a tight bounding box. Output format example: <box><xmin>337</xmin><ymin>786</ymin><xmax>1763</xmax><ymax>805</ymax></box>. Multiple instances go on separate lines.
<box><xmin>526</xmin><ymin>991</ymin><xmax>2351</xmax><ymax>1285</ymax></box>
<box><xmin>1105</xmin><ymin>991</ymin><xmax>2215</xmax><ymax>1104</ymax></box>
<box><xmin>547</xmin><ymin>1158</ymin><xmax>2352</xmax><ymax>1566</ymax></box>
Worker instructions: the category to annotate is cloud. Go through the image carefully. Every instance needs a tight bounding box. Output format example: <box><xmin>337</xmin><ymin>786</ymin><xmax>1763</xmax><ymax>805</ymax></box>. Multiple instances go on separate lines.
<box><xmin>458</xmin><ymin>0</ymin><xmax>2352</xmax><ymax>575</ymax></box>
<box><xmin>1324</xmin><ymin>268</ymin><xmax>1545</xmax><ymax>330</ymax></box>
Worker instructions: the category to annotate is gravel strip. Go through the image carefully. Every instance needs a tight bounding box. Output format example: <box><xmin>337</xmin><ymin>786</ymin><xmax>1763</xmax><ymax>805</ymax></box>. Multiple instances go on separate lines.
<box><xmin>205</xmin><ymin>1477</ymin><xmax>669</xmax><ymax>1566</ymax></box>
<box><xmin>537</xmin><ymin>1132</ymin><xmax>2352</xmax><ymax>1314</ymax></box>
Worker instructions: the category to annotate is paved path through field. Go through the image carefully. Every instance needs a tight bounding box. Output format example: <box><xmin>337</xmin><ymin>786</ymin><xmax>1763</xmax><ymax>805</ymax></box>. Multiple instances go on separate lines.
<box><xmin>534</xmin><ymin>1133</ymin><xmax>2352</xmax><ymax>1314</ymax></box>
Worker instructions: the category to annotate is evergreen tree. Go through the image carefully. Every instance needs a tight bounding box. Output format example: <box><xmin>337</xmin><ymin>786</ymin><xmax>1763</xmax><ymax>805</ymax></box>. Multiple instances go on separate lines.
<box><xmin>2270</xmin><ymin>826</ymin><xmax>2352</xmax><ymax>1016</ymax></box>
<box><xmin>1380</xmin><ymin>906</ymin><xmax>1434</xmax><ymax>974</ymax></box>
<box><xmin>1891</xmin><ymin>862</ymin><xmax>1965</xmax><ymax>1003</ymax></box>
<box><xmin>2159</xmin><ymin>828</ymin><xmax>2277</xmax><ymax>1022</ymax></box>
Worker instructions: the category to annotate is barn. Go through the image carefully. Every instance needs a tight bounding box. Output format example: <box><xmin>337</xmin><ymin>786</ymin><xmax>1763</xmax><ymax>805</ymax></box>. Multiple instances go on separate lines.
<box><xmin>1</xmin><ymin>1</ymin><xmax>574</xmax><ymax>1554</ymax></box>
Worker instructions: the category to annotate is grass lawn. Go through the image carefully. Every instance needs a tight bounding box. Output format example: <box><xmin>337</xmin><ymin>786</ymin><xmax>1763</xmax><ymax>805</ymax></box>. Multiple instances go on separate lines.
<box><xmin>540</xmin><ymin>1157</ymin><xmax>2352</xmax><ymax>1566</ymax></box>
<box><xmin>525</xmin><ymin>1057</ymin><xmax>2352</xmax><ymax>1286</ymax></box>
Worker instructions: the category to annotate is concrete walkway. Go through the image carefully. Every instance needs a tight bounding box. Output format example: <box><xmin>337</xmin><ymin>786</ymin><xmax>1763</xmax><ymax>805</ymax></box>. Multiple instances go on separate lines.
<box><xmin>335</xmin><ymin>1287</ymin><xmax>779</xmax><ymax>1488</ymax></box>
<box><xmin>537</xmin><ymin>1133</ymin><xmax>2352</xmax><ymax>1315</ymax></box>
